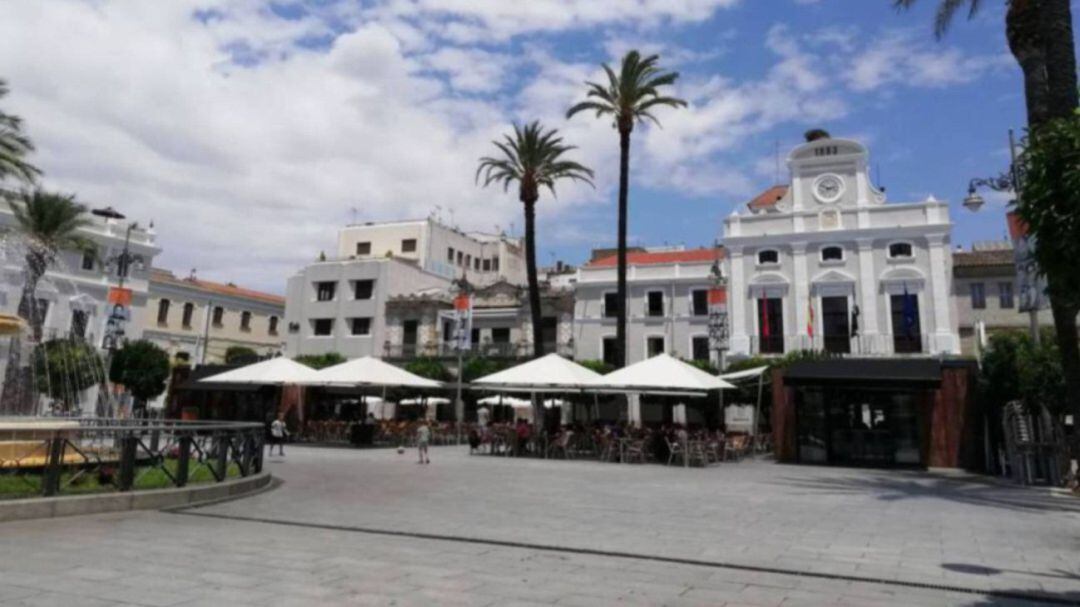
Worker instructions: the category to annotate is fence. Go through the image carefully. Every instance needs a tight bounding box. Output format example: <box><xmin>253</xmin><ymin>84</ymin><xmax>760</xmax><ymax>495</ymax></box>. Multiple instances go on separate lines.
<box><xmin>0</xmin><ymin>418</ymin><xmax>264</xmax><ymax>498</ymax></box>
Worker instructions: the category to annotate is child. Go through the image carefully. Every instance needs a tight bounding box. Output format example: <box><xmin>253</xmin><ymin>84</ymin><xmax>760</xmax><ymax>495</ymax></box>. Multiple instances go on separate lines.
<box><xmin>269</xmin><ymin>415</ymin><xmax>288</xmax><ymax>456</ymax></box>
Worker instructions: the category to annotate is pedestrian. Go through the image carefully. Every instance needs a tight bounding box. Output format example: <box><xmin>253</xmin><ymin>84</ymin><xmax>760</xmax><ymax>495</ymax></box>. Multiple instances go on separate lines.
<box><xmin>417</xmin><ymin>420</ymin><xmax>431</xmax><ymax>464</ymax></box>
<box><xmin>269</xmin><ymin>414</ymin><xmax>288</xmax><ymax>456</ymax></box>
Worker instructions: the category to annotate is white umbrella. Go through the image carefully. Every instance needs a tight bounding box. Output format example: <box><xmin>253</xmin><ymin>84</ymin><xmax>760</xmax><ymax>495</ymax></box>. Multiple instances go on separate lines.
<box><xmin>590</xmin><ymin>353</ymin><xmax>736</xmax><ymax>393</ymax></box>
<box><xmin>316</xmin><ymin>356</ymin><xmax>443</xmax><ymax>388</ymax></box>
<box><xmin>472</xmin><ymin>353</ymin><xmax>601</xmax><ymax>392</ymax></box>
<box><xmin>719</xmin><ymin>366</ymin><xmax>769</xmax><ymax>382</ymax></box>
<box><xmin>477</xmin><ymin>395</ymin><xmax>532</xmax><ymax>408</ymax></box>
<box><xmin>199</xmin><ymin>358</ymin><xmax>323</xmax><ymax>385</ymax></box>
<box><xmin>399</xmin><ymin>397</ymin><xmax>451</xmax><ymax>406</ymax></box>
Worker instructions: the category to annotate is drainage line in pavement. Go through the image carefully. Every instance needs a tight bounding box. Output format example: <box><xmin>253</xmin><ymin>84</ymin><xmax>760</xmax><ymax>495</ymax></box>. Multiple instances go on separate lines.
<box><xmin>167</xmin><ymin>510</ymin><xmax>1080</xmax><ymax>606</ymax></box>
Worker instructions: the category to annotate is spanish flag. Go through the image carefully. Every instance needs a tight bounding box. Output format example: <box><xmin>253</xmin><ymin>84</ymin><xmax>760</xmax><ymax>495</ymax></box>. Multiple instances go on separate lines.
<box><xmin>807</xmin><ymin>299</ymin><xmax>815</xmax><ymax>339</ymax></box>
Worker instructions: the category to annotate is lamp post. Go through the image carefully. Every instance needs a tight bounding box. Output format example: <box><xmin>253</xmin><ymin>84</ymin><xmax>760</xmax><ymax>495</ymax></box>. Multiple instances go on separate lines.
<box><xmin>708</xmin><ymin>242</ymin><xmax>729</xmax><ymax>427</ymax></box>
<box><xmin>451</xmin><ymin>274</ymin><xmax>472</xmax><ymax>437</ymax></box>
<box><xmin>964</xmin><ymin>129</ymin><xmax>1039</xmax><ymax>345</ymax></box>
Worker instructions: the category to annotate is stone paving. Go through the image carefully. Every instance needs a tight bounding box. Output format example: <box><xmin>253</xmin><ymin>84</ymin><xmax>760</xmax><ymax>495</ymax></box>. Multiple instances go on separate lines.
<box><xmin>0</xmin><ymin>445</ymin><xmax>1078</xmax><ymax>606</ymax></box>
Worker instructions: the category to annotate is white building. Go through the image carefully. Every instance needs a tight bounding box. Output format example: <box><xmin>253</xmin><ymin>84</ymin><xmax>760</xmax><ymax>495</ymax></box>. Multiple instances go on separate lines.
<box><xmin>722</xmin><ymin>135</ymin><xmax>960</xmax><ymax>358</ymax></box>
<box><xmin>572</xmin><ymin>247</ymin><xmax>720</xmax><ymax>367</ymax></box>
<box><xmin>284</xmin><ymin>218</ymin><xmax>528</xmax><ymax>359</ymax></box>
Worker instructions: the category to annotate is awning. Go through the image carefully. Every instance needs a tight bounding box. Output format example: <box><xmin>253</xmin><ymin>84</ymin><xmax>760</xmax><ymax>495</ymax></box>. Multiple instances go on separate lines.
<box><xmin>316</xmin><ymin>356</ymin><xmax>443</xmax><ymax>389</ymax></box>
<box><xmin>472</xmin><ymin>353</ymin><xmax>602</xmax><ymax>392</ymax></box>
<box><xmin>198</xmin><ymin>358</ymin><xmax>323</xmax><ymax>386</ymax></box>
<box><xmin>784</xmin><ymin>358</ymin><xmax>942</xmax><ymax>387</ymax></box>
<box><xmin>590</xmin><ymin>353</ymin><xmax>735</xmax><ymax>393</ymax></box>
<box><xmin>720</xmin><ymin>366</ymin><xmax>770</xmax><ymax>382</ymax></box>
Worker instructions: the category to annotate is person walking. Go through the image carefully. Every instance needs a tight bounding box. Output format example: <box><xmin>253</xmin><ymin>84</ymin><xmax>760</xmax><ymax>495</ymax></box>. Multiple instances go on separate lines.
<box><xmin>269</xmin><ymin>414</ymin><xmax>288</xmax><ymax>457</ymax></box>
<box><xmin>417</xmin><ymin>420</ymin><xmax>431</xmax><ymax>464</ymax></box>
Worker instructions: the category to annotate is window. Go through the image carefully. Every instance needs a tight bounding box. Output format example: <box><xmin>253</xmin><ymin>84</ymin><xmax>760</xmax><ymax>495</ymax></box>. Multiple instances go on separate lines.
<box><xmin>269</xmin><ymin>316</ymin><xmax>279</xmax><ymax>335</ymax></box>
<box><xmin>401</xmin><ymin>238</ymin><xmax>417</xmax><ymax>253</ymax></box>
<box><xmin>175</xmin><ymin>351</ymin><xmax>190</xmax><ymax>362</ymax></box>
<box><xmin>757</xmin><ymin>297</ymin><xmax>784</xmax><ymax>354</ymax></box>
<box><xmin>821</xmin><ymin>246</ymin><xmax>844</xmax><ymax>262</ymax></box>
<box><xmin>456</xmin><ymin>251</ymin><xmax>464</xmax><ymax>266</ymax></box>
<box><xmin>353</xmin><ymin>279</ymin><xmax>375</xmax><ymax>300</ymax></box>
<box><xmin>182</xmin><ymin>302</ymin><xmax>194</xmax><ymax>328</ymax></box>
<box><xmin>240</xmin><ymin>311</ymin><xmax>251</xmax><ymax>331</ymax></box>
<box><xmin>157</xmin><ymin>299</ymin><xmax>170</xmax><ymax>325</ymax></box>
<box><xmin>350</xmin><ymin>317</ymin><xmax>371</xmax><ymax>336</ymax></box>
<box><xmin>212</xmin><ymin>306</ymin><xmax>224</xmax><ymax>327</ymax></box>
<box><xmin>315</xmin><ymin>281</ymin><xmax>336</xmax><ymax>301</ymax></box>
<box><xmin>492</xmin><ymin>327</ymin><xmax>510</xmax><ymax>343</ymax></box>
<box><xmin>646</xmin><ymin>291</ymin><xmax>664</xmax><ymax>317</ymax></box>
<box><xmin>356</xmin><ymin>241</ymin><xmax>371</xmax><ymax>256</ymax></box>
<box><xmin>71</xmin><ymin>309</ymin><xmax>88</xmax><ymax>339</ymax></box>
<box><xmin>473</xmin><ymin>257</ymin><xmax>480</xmax><ymax>271</ymax></box>
<box><xmin>890</xmin><ymin>293</ymin><xmax>922</xmax><ymax>353</ymax></box>
<box><xmin>888</xmin><ymin>242</ymin><xmax>913</xmax><ymax>259</ymax></box>
<box><xmin>999</xmin><ymin>282</ymin><xmax>1014</xmax><ymax>309</ymax></box>
<box><xmin>970</xmin><ymin>283</ymin><xmax>986</xmax><ymax>309</ymax></box>
<box><xmin>691</xmin><ymin>290</ymin><xmax>709</xmax><ymax>316</ymax></box>
<box><xmin>646</xmin><ymin>336</ymin><xmax>665</xmax><ymax>357</ymax></box>
<box><xmin>312</xmin><ymin>318</ymin><xmax>333</xmax><ymax>336</ymax></box>
<box><xmin>692</xmin><ymin>336</ymin><xmax>710</xmax><ymax>362</ymax></box>
<box><xmin>492</xmin><ymin>256</ymin><xmax>500</xmax><ymax>272</ymax></box>
<box><xmin>602</xmin><ymin>337</ymin><xmax>618</xmax><ymax>367</ymax></box>
<box><xmin>447</xmin><ymin>247</ymin><xmax>455</xmax><ymax>263</ymax></box>
<box><xmin>757</xmin><ymin>249</ymin><xmax>779</xmax><ymax>265</ymax></box>
<box><xmin>482</xmin><ymin>259</ymin><xmax>491</xmax><ymax>272</ymax></box>
<box><xmin>465</xmin><ymin>254</ymin><xmax>472</xmax><ymax>269</ymax></box>
<box><xmin>81</xmin><ymin>250</ymin><xmax>95</xmax><ymax>271</ymax></box>
<box><xmin>603</xmin><ymin>292</ymin><xmax>621</xmax><ymax>318</ymax></box>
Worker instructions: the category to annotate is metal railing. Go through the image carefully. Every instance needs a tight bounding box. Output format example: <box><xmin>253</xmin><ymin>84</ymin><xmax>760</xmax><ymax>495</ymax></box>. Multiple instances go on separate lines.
<box><xmin>747</xmin><ymin>334</ymin><xmax>931</xmax><ymax>357</ymax></box>
<box><xmin>0</xmin><ymin>418</ymin><xmax>264</xmax><ymax>498</ymax></box>
<box><xmin>384</xmin><ymin>341</ymin><xmax>574</xmax><ymax>360</ymax></box>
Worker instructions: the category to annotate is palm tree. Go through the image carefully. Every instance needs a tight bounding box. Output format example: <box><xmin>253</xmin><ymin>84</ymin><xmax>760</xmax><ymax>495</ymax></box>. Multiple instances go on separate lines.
<box><xmin>896</xmin><ymin>0</ymin><xmax>1080</xmax><ymax>462</ymax></box>
<box><xmin>1</xmin><ymin>190</ymin><xmax>94</xmax><ymax>414</ymax></box>
<box><xmin>477</xmin><ymin>122</ymin><xmax>593</xmax><ymax>360</ymax></box>
<box><xmin>566</xmin><ymin>50</ymin><xmax>686</xmax><ymax>367</ymax></box>
<box><xmin>0</xmin><ymin>79</ymin><xmax>41</xmax><ymax>191</ymax></box>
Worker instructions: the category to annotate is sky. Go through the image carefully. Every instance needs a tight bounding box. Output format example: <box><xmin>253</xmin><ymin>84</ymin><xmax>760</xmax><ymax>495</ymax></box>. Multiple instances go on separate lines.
<box><xmin>0</xmin><ymin>0</ymin><xmax>1049</xmax><ymax>294</ymax></box>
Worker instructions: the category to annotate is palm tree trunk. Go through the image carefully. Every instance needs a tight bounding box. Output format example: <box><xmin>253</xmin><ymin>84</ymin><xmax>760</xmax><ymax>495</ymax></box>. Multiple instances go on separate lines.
<box><xmin>616</xmin><ymin>126</ymin><xmax>631</xmax><ymax>368</ymax></box>
<box><xmin>1007</xmin><ymin>0</ymin><xmax>1050</xmax><ymax>126</ymax></box>
<box><xmin>1040</xmin><ymin>0</ymin><xmax>1078</xmax><ymax>120</ymax></box>
<box><xmin>1</xmin><ymin>265</ymin><xmax>44</xmax><ymax>414</ymax></box>
<box><xmin>523</xmin><ymin>198</ymin><xmax>545</xmax><ymax>358</ymax></box>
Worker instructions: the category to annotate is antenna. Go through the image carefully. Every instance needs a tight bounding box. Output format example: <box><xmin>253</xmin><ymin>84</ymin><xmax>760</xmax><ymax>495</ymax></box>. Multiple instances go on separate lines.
<box><xmin>774</xmin><ymin>140</ymin><xmax>781</xmax><ymax>184</ymax></box>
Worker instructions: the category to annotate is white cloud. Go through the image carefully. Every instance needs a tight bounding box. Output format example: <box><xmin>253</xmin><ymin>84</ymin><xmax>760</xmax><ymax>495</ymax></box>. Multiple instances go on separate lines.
<box><xmin>845</xmin><ymin>30</ymin><xmax>1011</xmax><ymax>92</ymax></box>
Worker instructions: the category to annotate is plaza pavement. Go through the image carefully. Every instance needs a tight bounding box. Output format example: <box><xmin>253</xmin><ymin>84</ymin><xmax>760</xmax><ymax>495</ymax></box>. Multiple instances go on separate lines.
<box><xmin>0</xmin><ymin>445</ymin><xmax>1078</xmax><ymax>606</ymax></box>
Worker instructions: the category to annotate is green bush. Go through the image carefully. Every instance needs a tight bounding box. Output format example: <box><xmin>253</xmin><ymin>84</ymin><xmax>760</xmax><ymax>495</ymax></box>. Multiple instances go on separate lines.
<box><xmin>294</xmin><ymin>352</ymin><xmax>345</xmax><ymax>370</ymax></box>
<box><xmin>109</xmin><ymin>340</ymin><xmax>171</xmax><ymax>405</ymax></box>
<box><xmin>33</xmin><ymin>339</ymin><xmax>103</xmax><ymax>402</ymax></box>
<box><xmin>224</xmin><ymin>345</ymin><xmax>258</xmax><ymax>364</ymax></box>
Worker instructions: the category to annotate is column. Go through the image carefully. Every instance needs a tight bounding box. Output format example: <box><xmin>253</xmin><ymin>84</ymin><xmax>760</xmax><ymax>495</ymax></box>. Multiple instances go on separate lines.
<box><xmin>727</xmin><ymin>248</ymin><xmax>750</xmax><ymax>355</ymax></box>
<box><xmin>926</xmin><ymin>234</ymin><xmax>958</xmax><ymax>354</ymax></box>
<box><xmin>792</xmin><ymin>242</ymin><xmax>808</xmax><ymax>351</ymax></box>
<box><xmin>856</xmin><ymin>238</ymin><xmax>880</xmax><ymax>352</ymax></box>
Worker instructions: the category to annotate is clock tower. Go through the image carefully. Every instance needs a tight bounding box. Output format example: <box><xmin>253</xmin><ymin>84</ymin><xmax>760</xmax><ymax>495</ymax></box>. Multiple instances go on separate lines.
<box><xmin>787</xmin><ymin>135</ymin><xmax>884</xmax><ymax>212</ymax></box>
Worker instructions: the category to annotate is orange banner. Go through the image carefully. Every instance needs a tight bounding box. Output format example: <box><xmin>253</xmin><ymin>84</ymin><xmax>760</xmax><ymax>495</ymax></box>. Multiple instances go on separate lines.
<box><xmin>107</xmin><ymin>287</ymin><xmax>132</xmax><ymax>306</ymax></box>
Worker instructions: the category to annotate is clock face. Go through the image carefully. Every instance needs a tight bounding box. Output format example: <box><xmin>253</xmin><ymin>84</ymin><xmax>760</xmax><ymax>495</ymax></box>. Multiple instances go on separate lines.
<box><xmin>813</xmin><ymin>174</ymin><xmax>845</xmax><ymax>203</ymax></box>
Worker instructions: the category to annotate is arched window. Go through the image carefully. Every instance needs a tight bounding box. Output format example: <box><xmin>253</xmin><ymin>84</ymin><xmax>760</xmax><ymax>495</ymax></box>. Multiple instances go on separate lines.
<box><xmin>240</xmin><ymin>311</ymin><xmax>252</xmax><ymax>331</ymax></box>
<box><xmin>269</xmin><ymin>316</ymin><xmax>279</xmax><ymax>335</ymax></box>
<box><xmin>888</xmin><ymin>242</ymin><xmax>914</xmax><ymax>259</ymax></box>
<box><xmin>757</xmin><ymin>249</ymin><xmax>779</xmax><ymax>265</ymax></box>
<box><xmin>157</xmin><ymin>299</ymin><xmax>170</xmax><ymax>324</ymax></box>
<box><xmin>821</xmin><ymin>246</ymin><xmax>844</xmax><ymax>262</ymax></box>
<box><xmin>182</xmin><ymin>302</ymin><xmax>195</xmax><ymax>328</ymax></box>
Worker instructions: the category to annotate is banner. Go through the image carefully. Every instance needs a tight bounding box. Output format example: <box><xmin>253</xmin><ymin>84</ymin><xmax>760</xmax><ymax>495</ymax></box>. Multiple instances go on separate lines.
<box><xmin>708</xmin><ymin>287</ymin><xmax>729</xmax><ymax>351</ymax></box>
<box><xmin>453</xmin><ymin>294</ymin><xmax>473</xmax><ymax>351</ymax></box>
<box><xmin>102</xmin><ymin>288</ymin><xmax>132</xmax><ymax>350</ymax></box>
<box><xmin>1007</xmin><ymin>212</ymin><xmax>1046</xmax><ymax>313</ymax></box>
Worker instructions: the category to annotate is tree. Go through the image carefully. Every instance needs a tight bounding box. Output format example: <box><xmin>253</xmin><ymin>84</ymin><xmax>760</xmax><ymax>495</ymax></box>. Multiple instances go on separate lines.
<box><xmin>0</xmin><ymin>79</ymin><xmax>40</xmax><ymax>189</ymax></box>
<box><xmin>577</xmin><ymin>359</ymin><xmax>615</xmax><ymax>375</ymax></box>
<box><xmin>567</xmin><ymin>50</ymin><xmax>686</xmax><ymax>367</ymax></box>
<box><xmin>109</xmin><ymin>340</ymin><xmax>170</xmax><ymax>412</ymax></box>
<box><xmin>896</xmin><ymin>0</ymin><xmax>1080</xmax><ymax>462</ymax></box>
<box><xmin>33</xmin><ymin>339</ymin><xmax>104</xmax><ymax>411</ymax></box>
<box><xmin>1</xmin><ymin>190</ymin><xmax>94</xmax><ymax>414</ymax></box>
<box><xmin>224</xmin><ymin>345</ymin><xmax>258</xmax><ymax>364</ymax></box>
<box><xmin>405</xmin><ymin>357</ymin><xmax>453</xmax><ymax>382</ymax></box>
<box><xmin>294</xmin><ymin>352</ymin><xmax>345</xmax><ymax>370</ymax></box>
<box><xmin>477</xmin><ymin>122</ymin><xmax>593</xmax><ymax>358</ymax></box>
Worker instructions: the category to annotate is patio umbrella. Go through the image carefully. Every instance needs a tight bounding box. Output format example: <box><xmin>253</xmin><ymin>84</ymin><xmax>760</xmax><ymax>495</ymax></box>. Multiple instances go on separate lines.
<box><xmin>199</xmin><ymin>357</ymin><xmax>323</xmax><ymax>385</ymax></box>
<box><xmin>316</xmin><ymin>356</ymin><xmax>444</xmax><ymax>388</ymax></box>
<box><xmin>589</xmin><ymin>353</ymin><xmax>736</xmax><ymax>393</ymax></box>
<box><xmin>472</xmin><ymin>353</ymin><xmax>602</xmax><ymax>392</ymax></box>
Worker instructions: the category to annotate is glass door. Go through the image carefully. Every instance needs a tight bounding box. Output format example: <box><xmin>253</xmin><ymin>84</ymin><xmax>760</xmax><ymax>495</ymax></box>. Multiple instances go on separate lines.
<box><xmin>821</xmin><ymin>296</ymin><xmax>850</xmax><ymax>354</ymax></box>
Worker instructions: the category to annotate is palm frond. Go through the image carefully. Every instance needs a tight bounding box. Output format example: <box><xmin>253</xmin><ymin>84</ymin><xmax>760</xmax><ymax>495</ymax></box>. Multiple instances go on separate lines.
<box><xmin>894</xmin><ymin>0</ymin><xmax>982</xmax><ymax>38</ymax></box>
<box><xmin>477</xmin><ymin>121</ymin><xmax>594</xmax><ymax>201</ymax></box>
<box><xmin>567</xmin><ymin>48</ymin><xmax>686</xmax><ymax>130</ymax></box>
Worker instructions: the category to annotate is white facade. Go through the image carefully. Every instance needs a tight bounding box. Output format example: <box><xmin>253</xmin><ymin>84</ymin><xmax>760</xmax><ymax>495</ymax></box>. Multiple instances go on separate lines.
<box><xmin>572</xmin><ymin>248</ymin><xmax>719</xmax><ymax>366</ymax></box>
<box><xmin>335</xmin><ymin>218</ymin><xmax>526</xmax><ymax>286</ymax></box>
<box><xmin>722</xmin><ymin>137</ymin><xmax>960</xmax><ymax>358</ymax></box>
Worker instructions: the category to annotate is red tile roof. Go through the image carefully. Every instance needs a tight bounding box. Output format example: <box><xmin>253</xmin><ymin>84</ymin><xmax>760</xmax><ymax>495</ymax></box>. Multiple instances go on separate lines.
<box><xmin>747</xmin><ymin>185</ymin><xmax>788</xmax><ymax>211</ymax></box>
<box><xmin>587</xmin><ymin>247</ymin><xmax>723</xmax><ymax>268</ymax></box>
<box><xmin>953</xmin><ymin>249</ymin><xmax>1015</xmax><ymax>268</ymax></box>
<box><xmin>151</xmin><ymin>269</ymin><xmax>285</xmax><ymax>306</ymax></box>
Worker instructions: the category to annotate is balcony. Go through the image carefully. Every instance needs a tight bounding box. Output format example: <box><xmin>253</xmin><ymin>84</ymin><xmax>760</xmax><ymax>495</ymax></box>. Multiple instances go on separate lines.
<box><xmin>383</xmin><ymin>340</ymin><xmax>574</xmax><ymax>361</ymax></box>
<box><xmin>747</xmin><ymin>334</ymin><xmax>930</xmax><ymax>357</ymax></box>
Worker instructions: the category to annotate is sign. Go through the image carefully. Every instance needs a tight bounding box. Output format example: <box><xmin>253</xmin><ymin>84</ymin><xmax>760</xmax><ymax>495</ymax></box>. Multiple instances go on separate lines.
<box><xmin>708</xmin><ymin>286</ymin><xmax>729</xmax><ymax>351</ymax></box>
<box><xmin>107</xmin><ymin>287</ymin><xmax>132</xmax><ymax>306</ymax></box>
<box><xmin>724</xmin><ymin>405</ymin><xmax>755</xmax><ymax>431</ymax></box>
<box><xmin>452</xmin><ymin>294</ymin><xmax>473</xmax><ymax>351</ymax></box>
<box><xmin>1007</xmin><ymin>212</ymin><xmax>1046</xmax><ymax>312</ymax></box>
<box><xmin>103</xmin><ymin>287</ymin><xmax>133</xmax><ymax>350</ymax></box>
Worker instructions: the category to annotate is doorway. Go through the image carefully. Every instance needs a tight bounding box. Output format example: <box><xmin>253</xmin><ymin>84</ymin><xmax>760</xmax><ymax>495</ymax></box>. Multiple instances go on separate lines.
<box><xmin>821</xmin><ymin>296</ymin><xmax>850</xmax><ymax>354</ymax></box>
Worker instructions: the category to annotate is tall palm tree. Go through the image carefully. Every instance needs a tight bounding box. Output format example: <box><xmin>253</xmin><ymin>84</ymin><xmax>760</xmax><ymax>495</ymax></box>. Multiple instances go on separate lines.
<box><xmin>896</xmin><ymin>0</ymin><xmax>1080</xmax><ymax>459</ymax></box>
<box><xmin>0</xmin><ymin>79</ymin><xmax>41</xmax><ymax>191</ymax></box>
<box><xmin>566</xmin><ymin>51</ymin><xmax>686</xmax><ymax>367</ymax></box>
<box><xmin>1</xmin><ymin>190</ymin><xmax>94</xmax><ymax>414</ymax></box>
<box><xmin>477</xmin><ymin>122</ymin><xmax>593</xmax><ymax>360</ymax></box>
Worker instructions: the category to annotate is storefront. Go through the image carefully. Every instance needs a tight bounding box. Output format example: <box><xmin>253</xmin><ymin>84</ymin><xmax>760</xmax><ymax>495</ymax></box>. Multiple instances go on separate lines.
<box><xmin>772</xmin><ymin>359</ymin><xmax>982</xmax><ymax>469</ymax></box>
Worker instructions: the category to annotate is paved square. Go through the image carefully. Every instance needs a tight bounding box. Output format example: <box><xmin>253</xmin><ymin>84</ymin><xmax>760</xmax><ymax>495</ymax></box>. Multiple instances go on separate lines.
<box><xmin>1</xmin><ymin>446</ymin><xmax>1078</xmax><ymax>606</ymax></box>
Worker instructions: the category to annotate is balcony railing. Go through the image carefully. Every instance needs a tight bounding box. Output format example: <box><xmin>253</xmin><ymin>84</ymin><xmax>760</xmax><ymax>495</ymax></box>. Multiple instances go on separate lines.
<box><xmin>383</xmin><ymin>341</ymin><xmax>573</xmax><ymax>360</ymax></box>
<box><xmin>747</xmin><ymin>334</ymin><xmax>930</xmax><ymax>357</ymax></box>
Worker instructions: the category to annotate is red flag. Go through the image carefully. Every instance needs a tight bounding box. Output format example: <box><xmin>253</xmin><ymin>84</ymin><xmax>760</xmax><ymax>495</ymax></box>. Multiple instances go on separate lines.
<box><xmin>760</xmin><ymin>298</ymin><xmax>770</xmax><ymax>339</ymax></box>
<box><xmin>807</xmin><ymin>299</ymin><xmax>815</xmax><ymax>339</ymax></box>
